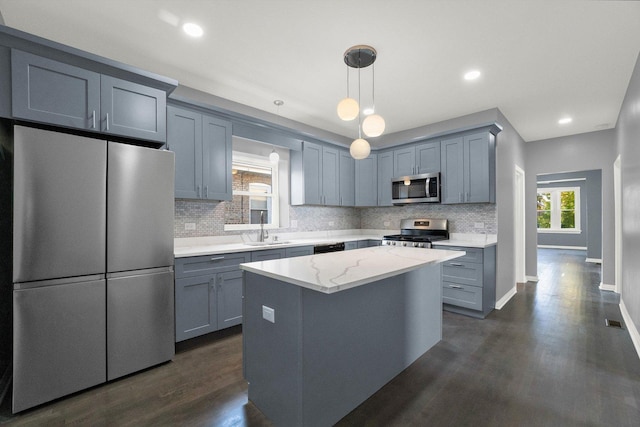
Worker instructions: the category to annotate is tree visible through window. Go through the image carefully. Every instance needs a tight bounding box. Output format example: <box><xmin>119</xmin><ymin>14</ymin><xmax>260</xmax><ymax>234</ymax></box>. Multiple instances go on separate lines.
<box><xmin>536</xmin><ymin>187</ymin><xmax>580</xmax><ymax>232</ymax></box>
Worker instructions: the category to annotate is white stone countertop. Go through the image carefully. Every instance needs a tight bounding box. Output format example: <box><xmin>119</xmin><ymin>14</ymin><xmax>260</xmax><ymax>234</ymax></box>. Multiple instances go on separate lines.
<box><xmin>174</xmin><ymin>230</ymin><xmax>390</xmax><ymax>258</ymax></box>
<box><xmin>240</xmin><ymin>246</ymin><xmax>465</xmax><ymax>294</ymax></box>
<box><xmin>174</xmin><ymin>231</ymin><xmax>497</xmax><ymax>258</ymax></box>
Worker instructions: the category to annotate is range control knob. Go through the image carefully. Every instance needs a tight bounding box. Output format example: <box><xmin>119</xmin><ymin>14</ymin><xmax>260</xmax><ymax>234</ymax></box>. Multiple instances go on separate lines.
<box><xmin>418</xmin><ymin>243</ymin><xmax>424</xmax><ymax>248</ymax></box>
<box><xmin>412</xmin><ymin>242</ymin><xmax>418</xmax><ymax>247</ymax></box>
<box><xmin>401</xmin><ymin>242</ymin><xmax>407</xmax><ymax>247</ymax></box>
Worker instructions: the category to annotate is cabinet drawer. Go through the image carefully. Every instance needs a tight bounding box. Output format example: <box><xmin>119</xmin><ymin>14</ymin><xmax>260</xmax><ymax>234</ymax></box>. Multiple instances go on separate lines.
<box><xmin>434</xmin><ymin>246</ymin><xmax>483</xmax><ymax>263</ymax></box>
<box><xmin>251</xmin><ymin>248</ymin><xmax>286</xmax><ymax>262</ymax></box>
<box><xmin>441</xmin><ymin>261</ymin><xmax>483</xmax><ymax>287</ymax></box>
<box><xmin>285</xmin><ymin>246</ymin><xmax>314</xmax><ymax>258</ymax></box>
<box><xmin>175</xmin><ymin>252</ymin><xmax>251</xmax><ymax>278</ymax></box>
<box><xmin>345</xmin><ymin>241</ymin><xmax>359</xmax><ymax>251</ymax></box>
<box><xmin>442</xmin><ymin>282</ymin><xmax>483</xmax><ymax>311</ymax></box>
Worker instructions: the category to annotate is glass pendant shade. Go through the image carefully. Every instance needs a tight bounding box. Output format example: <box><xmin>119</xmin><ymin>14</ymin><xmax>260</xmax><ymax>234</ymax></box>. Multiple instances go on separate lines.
<box><xmin>362</xmin><ymin>114</ymin><xmax>385</xmax><ymax>137</ymax></box>
<box><xmin>269</xmin><ymin>149</ymin><xmax>279</xmax><ymax>163</ymax></box>
<box><xmin>350</xmin><ymin>138</ymin><xmax>371</xmax><ymax>160</ymax></box>
<box><xmin>337</xmin><ymin>97</ymin><xmax>359</xmax><ymax>121</ymax></box>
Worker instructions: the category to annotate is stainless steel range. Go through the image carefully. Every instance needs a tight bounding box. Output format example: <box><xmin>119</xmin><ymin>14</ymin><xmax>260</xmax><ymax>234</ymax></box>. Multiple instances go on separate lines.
<box><xmin>382</xmin><ymin>218</ymin><xmax>449</xmax><ymax>248</ymax></box>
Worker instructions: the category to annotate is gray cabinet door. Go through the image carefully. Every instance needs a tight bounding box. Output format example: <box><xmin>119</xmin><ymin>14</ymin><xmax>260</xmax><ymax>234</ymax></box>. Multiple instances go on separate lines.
<box><xmin>339</xmin><ymin>149</ymin><xmax>355</xmax><ymax>206</ymax></box>
<box><xmin>322</xmin><ymin>146</ymin><xmax>340</xmax><ymax>206</ymax></box>
<box><xmin>175</xmin><ymin>274</ymin><xmax>217</xmax><ymax>342</ymax></box>
<box><xmin>202</xmin><ymin>114</ymin><xmax>232</xmax><ymax>201</ymax></box>
<box><xmin>464</xmin><ymin>132</ymin><xmax>492</xmax><ymax>203</ymax></box>
<box><xmin>377</xmin><ymin>150</ymin><xmax>394</xmax><ymax>206</ymax></box>
<box><xmin>217</xmin><ymin>269</ymin><xmax>244</xmax><ymax>329</ymax></box>
<box><xmin>416</xmin><ymin>141</ymin><xmax>441</xmax><ymax>174</ymax></box>
<box><xmin>355</xmin><ymin>153</ymin><xmax>378</xmax><ymax>206</ymax></box>
<box><xmin>440</xmin><ymin>136</ymin><xmax>464</xmax><ymax>204</ymax></box>
<box><xmin>345</xmin><ymin>241</ymin><xmax>359</xmax><ymax>251</ymax></box>
<box><xmin>12</xmin><ymin>50</ymin><xmax>100</xmax><ymax>131</ymax></box>
<box><xmin>100</xmin><ymin>75</ymin><xmax>166</xmax><ymax>143</ymax></box>
<box><xmin>168</xmin><ymin>106</ymin><xmax>202</xmax><ymax>199</ymax></box>
<box><xmin>393</xmin><ymin>146</ymin><xmax>415</xmax><ymax>176</ymax></box>
<box><xmin>302</xmin><ymin>141</ymin><xmax>323</xmax><ymax>205</ymax></box>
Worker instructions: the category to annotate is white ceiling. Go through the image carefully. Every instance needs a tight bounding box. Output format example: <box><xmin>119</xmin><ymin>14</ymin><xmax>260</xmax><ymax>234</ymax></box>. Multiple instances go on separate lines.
<box><xmin>1</xmin><ymin>0</ymin><xmax>639</xmax><ymax>145</ymax></box>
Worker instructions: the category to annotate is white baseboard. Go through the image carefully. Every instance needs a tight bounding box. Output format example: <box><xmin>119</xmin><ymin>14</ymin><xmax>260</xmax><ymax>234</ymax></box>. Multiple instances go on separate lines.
<box><xmin>495</xmin><ymin>285</ymin><xmax>517</xmax><ymax>310</ymax></box>
<box><xmin>538</xmin><ymin>245</ymin><xmax>587</xmax><ymax>250</ymax></box>
<box><xmin>586</xmin><ymin>258</ymin><xmax>603</xmax><ymax>264</ymax></box>
<box><xmin>526</xmin><ymin>275</ymin><xmax>539</xmax><ymax>282</ymax></box>
<box><xmin>620</xmin><ymin>299</ymin><xmax>640</xmax><ymax>361</ymax></box>
<box><xmin>599</xmin><ymin>282</ymin><xmax>616</xmax><ymax>292</ymax></box>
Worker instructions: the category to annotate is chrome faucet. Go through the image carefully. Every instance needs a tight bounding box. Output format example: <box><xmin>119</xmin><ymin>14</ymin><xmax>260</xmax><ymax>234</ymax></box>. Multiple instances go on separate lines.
<box><xmin>258</xmin><ymin>210</ymin><xmax>269</xmax><ymax>242</ymax></box>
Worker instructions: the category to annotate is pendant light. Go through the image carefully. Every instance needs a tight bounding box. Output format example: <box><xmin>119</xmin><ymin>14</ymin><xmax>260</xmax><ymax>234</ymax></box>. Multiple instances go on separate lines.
<box><xmin>337</xmin><ymin>45</ymin><xmax>385</xmax><ymax>159</ymax></box>
<box><xmin>361</xmin><ymin>61</ymin><xmax>385</xmax><ymax>137</ymax></box>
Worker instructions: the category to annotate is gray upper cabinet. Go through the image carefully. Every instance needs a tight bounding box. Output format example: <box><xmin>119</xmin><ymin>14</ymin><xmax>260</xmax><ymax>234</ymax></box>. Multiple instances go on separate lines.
<box><xmin>100</xmin><ymin>75</ymin><xmax>166</xmax><ymax>143</ymax></box>
<box><xmin>339</xmin><ymin>149</ymin><xmax>355</xmax><ymax>206</ymax></box>
<box><xmin>291</xmin><ymin>141</ymin><xmax>347</xmax><ymax>206</ymax></box>
<box><xmin>415</xmin><ymin>141</ymin><xmax>441</xmax><ymax>174</ymax></box>
<box><xmin>441</xmin><ymin>131</ymin><xmax>495</xmax><ymax>204</ymax></box>
<box><xmin>12</xmin><ymin>50</ymin><xmax>100</xmax><ymax>131</ymax></box>
<box><xmin>202</xmin><ymin>115</ymin><xmax>232</xmax><ymax>200</ymax></box>
<box><xmin>355</xmin><ymin>153</ymin><xmax>377</xmax><ymax>207</ymax></box>
<box><xmin>11</xmin><ymin>50</ymin><xmax>167</xmax><ymax>143</ymax></box>
<box><xmin>377</xmin><ymin>150</ymin><xmax>394</xmax><ymax>206</ymax></box>
<box><xmin>393</xmin><ymin>146</ymin><xmax>415</xmax><ymax>176</ymax></box>
<box><xmin>167</xmin><ymin>105</ymin><xmax>232</xmax><ymax>201</ymax></box>
<box><xmin>322</xmin><ymin>146</ymin><xmax>340</xmax><ymax>206</ymax></box>
<box><xmin>393</xmin><ymin>141</ymin><xmax>441</xmax><ymax>177</ymax></box>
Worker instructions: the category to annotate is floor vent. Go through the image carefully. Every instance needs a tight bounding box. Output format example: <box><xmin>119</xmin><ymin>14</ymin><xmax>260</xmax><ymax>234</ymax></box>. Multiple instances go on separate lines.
<box><xmin>605</xmin><ymin>319</ymin><xmax>623</xmax><ymax>328</ymax></box>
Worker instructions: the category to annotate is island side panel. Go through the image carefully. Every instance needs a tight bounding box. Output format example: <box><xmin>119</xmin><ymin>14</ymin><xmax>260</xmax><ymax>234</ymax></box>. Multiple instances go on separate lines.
<box><xmin>301</xmin><ymin>264</ymin><xmax>442</xmax><ymax>427</ymax></box>
<box><xmin>243</xmin><ymin>272</ymin><xmax>304</xmax><ymax>426</ymax></box>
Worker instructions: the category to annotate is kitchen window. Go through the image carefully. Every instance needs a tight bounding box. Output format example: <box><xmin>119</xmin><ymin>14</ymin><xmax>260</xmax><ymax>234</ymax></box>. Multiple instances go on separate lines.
<box><xmin>536</xmin><ymin>187</ymin><xmax>581</xmax><ymax>233</ymax></box>
<box><xmin>224</xmin><ymin>153</ymin><xmax>279</xmax><ymax>230</ymax></box>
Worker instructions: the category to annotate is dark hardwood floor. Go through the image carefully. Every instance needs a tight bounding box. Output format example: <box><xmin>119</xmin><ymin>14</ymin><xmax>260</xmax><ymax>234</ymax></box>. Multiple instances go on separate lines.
<box><xmin>2</xmin><ymin>248</ymin><xmax>639</xmax><ymax>426</ymax></box>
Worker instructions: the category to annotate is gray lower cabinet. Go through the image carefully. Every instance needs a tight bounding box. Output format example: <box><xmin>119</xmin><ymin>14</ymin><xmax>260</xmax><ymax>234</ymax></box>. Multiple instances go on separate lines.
<box><xmin>11</xmin><ymin>49</ymin><xmax>167</xmax><ymax>143</ymax></box>
<box><xmin>167</xmin><ymin>105</ymin><xmax>232</xmax><ymax>201</ymax></box>
<box><xmin>175</xmin><ymin>246</ymin><xmax>314</xmax><ymax>341</ymax></box>
<box><xmin>174</xmin><ymin>252</ymin><xmax>250</xmax><ymax>342</ymax></box>
<box><xmin>344</xmin><ymin>241</ymin><xmax>359</xmax><ymax>251</ymax></box>
<box><xmin>433</xmin><ymin>244</ymin><xmax>496</xmax><ymax>318</ymax></box>
<box><xmin>358</xmin><ymin>239</ymin><xmax>381</xmax><ymax>248</ymax></box>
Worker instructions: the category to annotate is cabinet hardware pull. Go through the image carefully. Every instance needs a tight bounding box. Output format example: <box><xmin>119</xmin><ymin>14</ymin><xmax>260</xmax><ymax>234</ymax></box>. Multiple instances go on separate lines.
<box><xmin>449</xmin><ymin>262</ymin><xmax>463</xmax><ymax>266</ymax></box>
<box><xmin>459</xmin><ymin>192</ymin><xmax>463</xmax><ymax>202</ymax></box>
<box><xmin>197</xmin><ymin>185</ymin><xmax>200</xmax><ymax>197</ymax></box>
<box><xmin>450</xmin><ymin>285</ymin><xmax>463</xmax><ymax>289</ymax></box>
<box><xmin>106</xmin><ymin>113</ymin><xmax>109</xmax><ymax>131</ymax></box>
<box><xmin>204</xmin><ymin>186</ymin><xmax>208</xmax><ymax>198</ymax></box>
<box><xmin>91</xmin><ymin>110</ymin><xmax>96</xmax><ymax>129</ymax></box>
<box><xmin>210</xmin><ymin>256</ymin><xmax>225</xmax><ymax>261</ymax></box>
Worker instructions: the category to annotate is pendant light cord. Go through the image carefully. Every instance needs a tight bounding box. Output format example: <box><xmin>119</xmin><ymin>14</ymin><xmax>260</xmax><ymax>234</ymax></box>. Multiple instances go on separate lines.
<box><xmin>357</xmin><ymin>52</ymin><xmax>362</xmax><ymax>139</ymax></box>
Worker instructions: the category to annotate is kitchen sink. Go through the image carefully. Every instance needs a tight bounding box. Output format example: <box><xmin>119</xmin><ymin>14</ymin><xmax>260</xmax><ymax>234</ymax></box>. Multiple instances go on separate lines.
<box><xmin>244</xmin><ymin>241</ymin><xmax>290</xmax><ymax>247</ymax></box>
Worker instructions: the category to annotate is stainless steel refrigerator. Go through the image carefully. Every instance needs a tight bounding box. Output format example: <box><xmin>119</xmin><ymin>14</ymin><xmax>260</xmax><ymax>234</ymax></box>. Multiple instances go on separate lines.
<box><xmin>11</xmin><ymin>125</ymin><xmax>175</xmax><ymax>413</ymax></box>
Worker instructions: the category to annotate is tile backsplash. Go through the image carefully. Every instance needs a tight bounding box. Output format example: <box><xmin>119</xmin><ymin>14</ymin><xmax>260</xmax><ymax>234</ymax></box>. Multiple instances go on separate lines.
<box><xmin>175</xmin><ymin>200</ymin><xmax>496</xmax><ymax>238</ymax></box>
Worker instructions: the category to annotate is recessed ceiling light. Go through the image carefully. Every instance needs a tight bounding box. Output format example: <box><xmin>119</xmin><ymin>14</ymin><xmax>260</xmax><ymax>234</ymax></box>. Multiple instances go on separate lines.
<box><xmin>558</xmin><ymin>117</ymin><xmax>572</xmax><ymax>125</ymax></box>
<box><xmin>182</xmin><ymin>22</ymin><xmax>203</xmax><ymax>38</ymax></box>
<box><xmin>464</xmin><ymin>70</ymin><xmax>481</xmax><ymax>81</ymax></box>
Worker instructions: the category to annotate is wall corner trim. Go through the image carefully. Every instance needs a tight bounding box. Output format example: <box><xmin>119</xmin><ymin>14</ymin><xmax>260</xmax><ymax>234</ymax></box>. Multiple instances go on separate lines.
<box><xmin>495</xmin><ymin>285</ymin><xmax>517</xmax><ymax>310</ymax></box>
<box><xmin>620</xmin><ymin>299</ymin><xmax>640</xmax><ymax>361</ymax></box>
<box><xmin>599</xmin><ymin>283</ymin><xmax>616</xmax><ymax>292</ymax></box>
<box><xmin>526</xmin><ymin>275</ymin><xmax>539</xmax><ymax>282</ymax></box>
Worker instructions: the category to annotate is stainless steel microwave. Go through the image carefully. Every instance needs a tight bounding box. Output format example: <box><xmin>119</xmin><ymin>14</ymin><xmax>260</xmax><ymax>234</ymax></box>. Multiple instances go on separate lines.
<box><xmin>391</xmin><ymin>172</ymin><xmax>440</xmax><ymax>204</ymax></box>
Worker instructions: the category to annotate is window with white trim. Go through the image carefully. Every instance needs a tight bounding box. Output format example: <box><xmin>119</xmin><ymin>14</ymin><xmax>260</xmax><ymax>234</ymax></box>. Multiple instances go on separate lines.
<box><xmin>536</xmin><ymin>187</ymin><xmax>581</xmax><ymax>233</ymax></box>
<box><xmin>224</xmin><ymin>153</ymin><xmax>279</xmax><ymax>230</ymax></box>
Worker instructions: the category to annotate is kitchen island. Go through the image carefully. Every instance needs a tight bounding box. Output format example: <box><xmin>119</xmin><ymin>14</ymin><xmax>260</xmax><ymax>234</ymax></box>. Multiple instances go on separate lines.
<box><xmin>240</xmin><ymin>246</ymin><xmax>464</xmax><ymax>427</ymax></box>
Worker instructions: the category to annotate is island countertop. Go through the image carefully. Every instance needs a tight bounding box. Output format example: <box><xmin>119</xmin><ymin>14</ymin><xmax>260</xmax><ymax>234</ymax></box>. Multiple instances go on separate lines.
<box><xmin>239</xmin><ymin>246</ymin><xmax>464</xmax><ymax>294</ymax></box>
